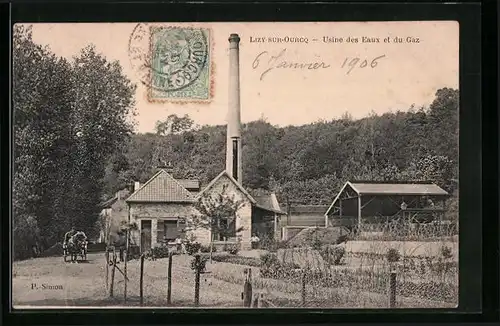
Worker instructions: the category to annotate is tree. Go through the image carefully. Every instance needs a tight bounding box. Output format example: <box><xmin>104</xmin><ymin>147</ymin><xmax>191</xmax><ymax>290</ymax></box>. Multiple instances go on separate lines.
<box><xmin>427</xmin><ymin>88</ymin><xmax>459</xmax><ymax>160</ymax></box>
<box><xmin>13</xmin><ymin>25</ymin><xmax>75</xmax><ymax>252</ymax></box>
<box><xmin>242</xmin><ymin>119</ymin><xmax>279</xmax><ymax>189</ymax></box>
<box><xmin>190</xmin><ymin>184</ymin><xmax>246</xmax><ymax>241</ymax></box>
<box><xmin>155</xmin><ymin>114</ymin><xmax>195</xmax><ymax>135</ymax></box>
<box><xmin>188</xmin><ymin>184</ymin><xmax>246</xmax><ymax>260</ymax></box>
<box><xmin>53</xmin><ymin>45</ymin><xmax>136</xmax><ymax>241</ymax></box>
<box><xmin>13</xmin><ymin>25</ymin><xmax>136</xmax><ymax>258</ymax></box>
<box><xmin>415</xmin><ymin>155</ymin><xmax>456</xmax><ymax>192</ymax></box>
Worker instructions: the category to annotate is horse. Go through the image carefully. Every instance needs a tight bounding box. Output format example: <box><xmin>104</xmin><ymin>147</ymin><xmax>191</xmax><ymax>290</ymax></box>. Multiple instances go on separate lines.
<box><xmin>67</xmin><ymin>231</ymin><xmax>87</xmax><ymax>263</ymax></box>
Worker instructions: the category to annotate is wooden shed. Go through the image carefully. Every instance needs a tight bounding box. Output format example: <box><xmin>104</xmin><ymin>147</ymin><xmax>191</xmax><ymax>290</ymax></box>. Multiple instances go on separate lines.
<box><xmin>325</xmin><ymin>181</ymin><xmax>449</xmax><ymax>228</ymax></box>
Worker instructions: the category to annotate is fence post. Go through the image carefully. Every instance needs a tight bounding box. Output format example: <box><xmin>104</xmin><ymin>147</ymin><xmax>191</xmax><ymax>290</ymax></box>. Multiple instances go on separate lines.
<box><xmin>252</xmin><ymin>293</ymin><xmax>258</xmax><ymax>308</ymax></box>
<box><xmin>124</xmin><ymin>229</ymin><xmax>130</xmax><ymax>302</ymax></box>
<box><xmin>109</xmin><ymin>249</ymin><xmax>116</xmax><ymax>297</ymax></box>
<box><xmin>194</xmin><ymin>254</ymin><xmax>201</xmax><ymax>307</ymax></box>
<box><xmin>167</xmin><ymin>252</ymin><xmax>173</xmax><ymax>305</ymax></box>
<box><xmin>242</xmin><ymin>268</ymin><xmax>253</xmax><ymax>307</ymax></box>
<box><xmin>124</xmin><ymin>246</ymin><xmax>128</xmax><ymax>302</ymax></box>
<box><xmin>389</xmin><ymin>269</ymin><xmax>397</xmax><ymax>308</ymax></box>
<box><xmin>140</xmin><ymin>254</ymin><xmax>145</xmax><ymax>306</ymax></box>
<box><xmin>301</xmin><ymin>272</ymin><xmax>306</xmax><ymax>306</ymax></box>
<box><xmin>257</xmin><ymin>293</ymin><xmax>263</xmax><ymax>308</ymax></box>
<box><xmin>105</xmin><ymin>250</ymin><xmax>109</xmax><ymax>290</ymax></box>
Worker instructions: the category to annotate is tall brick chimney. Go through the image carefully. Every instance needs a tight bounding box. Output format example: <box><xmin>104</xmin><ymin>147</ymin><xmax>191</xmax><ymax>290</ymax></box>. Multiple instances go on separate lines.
<box><xmin>226</xmin><ymin>33</ymin><xmax>243</xmax><ymax>184</ymax></box>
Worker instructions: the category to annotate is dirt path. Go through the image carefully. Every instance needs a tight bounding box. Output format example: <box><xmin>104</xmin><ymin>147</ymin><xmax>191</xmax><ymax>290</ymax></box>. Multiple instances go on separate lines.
<box><xmin>13</xmin><ymin>253</ymin><xmax>247</xmax><ymax>308</ymax></box>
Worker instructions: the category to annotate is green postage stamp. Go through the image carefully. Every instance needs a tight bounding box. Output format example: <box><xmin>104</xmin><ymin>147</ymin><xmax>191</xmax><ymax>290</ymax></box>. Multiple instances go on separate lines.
<box><xmin>147</xmin><ymin>26</ymin><xmax>211</xmax><ymax>102</ymax></box>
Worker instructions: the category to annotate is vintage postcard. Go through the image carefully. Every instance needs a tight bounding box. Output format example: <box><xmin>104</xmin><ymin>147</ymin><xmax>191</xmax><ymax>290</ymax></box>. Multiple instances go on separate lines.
<box><xmin>12</xmin><ymin>21</ymin><xmax>459</xmax><ymax>309</ymax></box>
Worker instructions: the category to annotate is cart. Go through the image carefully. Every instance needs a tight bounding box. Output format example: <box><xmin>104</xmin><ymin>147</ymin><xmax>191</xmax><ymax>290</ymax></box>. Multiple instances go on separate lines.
<box><xmin>63</xmin><ymin>240</ymin><xmax>88</xmax><ymax>262</ymax></box>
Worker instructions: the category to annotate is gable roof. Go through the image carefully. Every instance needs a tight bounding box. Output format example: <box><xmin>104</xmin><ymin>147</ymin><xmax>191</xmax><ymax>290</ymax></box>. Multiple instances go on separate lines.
<box><xmin>349</xmin><ymin>182</ymin><xmax>448</xmax><ymax>196</ymax></box>
<box><xmin>254</xmin><ymin>194</ymin><xmax>287</xmax><ymax>215</ymax></box>
<box><xmin>196</xmin><ymin>170</ymin><xmax>257</xmax><ymax>204</ymax></box>
<box><xmin>99</xmin><ymin>188</ymin><xmax>132</xmax><ymax>209</ymax></box>
<box><xmin>325</xmin><ymin>181</ymin><xmax>449</xmax><ymax>216</ymax></box>
<box><xmin>198</xmin><ymin>171</ymin><xmax>287</xmax><ymax>215</ymax></box>
<box><xmin>126</xmin><ymin>169</ymin><xmax>194</xmax><ymax>203</ymax></box>
<box><xmin>100</xmin><ymin>197</ymin><xmax>118</xmax><ymax>209</ymax></box>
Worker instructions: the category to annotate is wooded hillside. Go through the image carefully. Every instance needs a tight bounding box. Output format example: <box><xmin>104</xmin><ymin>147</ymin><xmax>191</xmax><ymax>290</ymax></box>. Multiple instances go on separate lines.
<box><xmin>104</xmin><ymin>87</ymin><xmax>459</xmax><ymax>210</ymax></box>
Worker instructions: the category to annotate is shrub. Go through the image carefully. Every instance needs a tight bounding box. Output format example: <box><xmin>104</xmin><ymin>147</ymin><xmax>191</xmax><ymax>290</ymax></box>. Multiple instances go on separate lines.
<box><xmin>125</xmin><ymin>245</ymin><xmax>141</xmax><ymax>260</ymax></box>
<box><xmin>441</xmin><ymin>245</ymin><xmax>453</xmax><ymax>259</ymax></box>
<box><xmin>260</xmin><ymin>252</ymin><xmax>301</xmax><ymax>278</ymax></box>
<box><xmin>311</xmin><ymin>235</ymin><xmax>322</xmax><ymax>251</ymax></box>
<box><xmin>224</xmin><ymin>244</ymin><xmax>239</xmax><ymax>255</ymax></box>
<box><xmin>261</xmin><ymin>238</ymin><xmax>289</xmax><ymax>252</ymax></box>
<box><xmin>332</xmin><ymin>245</ymin><xmax>346</xmax><ymax>265</ymax></box>
<box><xmin>320</xmin><ymin>245</ymin><xmax>346</xmax><ymax>266</ymax></box>
<box><xmin>386</xmin><ymin>248</ymin><xmax>401</xmax><ymax>263</ymax></box>
<box><xmin>185</xmin><ymin>242</ymin><xmax>201</xmax><ymax>255</ymax></box>
<box><xmin>200</xmin><ymin>245</ymin><xmax>217</xmax><ymax>253</ymax></box>
<box><xmin>260</xmin><ymin>252</ymin><xmax>280</xmax><ymax>269</ymax></box>
<box><xmin>419</xmin><ymin>259</ymin><xmax>426</xmax><ymax>274</ymax></box>
<box><xmin>150</xmin><ymin>246</ymin><xmax>170</xmax><ymax>259</ymax></box>
<box><xmin>222</xmin><ymin>244</ymin><xmax>240</xmax><ymax>255</ymax></box>
<box><xmin>190</xmin><ymin>254</ymin><xmax>209</xmax><ymax>273</ymax></box>
<box><xmin>143</xmin><ymin>250</ymin><xmax>155</xmax><ymax>260</ymax></box>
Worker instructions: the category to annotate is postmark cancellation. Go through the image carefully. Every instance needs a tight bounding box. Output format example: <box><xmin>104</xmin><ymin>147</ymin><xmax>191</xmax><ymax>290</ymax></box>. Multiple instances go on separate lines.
<box><xmin>129</xmin><ymin>24</ymin><xmax>212</xmax><ymax>103</ymax></box>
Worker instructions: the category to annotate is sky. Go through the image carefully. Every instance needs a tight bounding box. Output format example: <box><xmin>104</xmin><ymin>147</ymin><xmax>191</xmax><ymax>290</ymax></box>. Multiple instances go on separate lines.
<box><xmin>29</xmin><ymin>22</ymin><xmax>459</xmax><ymax>133</ymax></box>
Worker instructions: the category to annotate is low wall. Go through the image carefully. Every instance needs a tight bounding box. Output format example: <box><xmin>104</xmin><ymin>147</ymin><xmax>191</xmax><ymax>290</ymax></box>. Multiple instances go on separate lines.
<box><xmin>282</xmin><ymin>226</ymin><xmax>308</xmax><ymax>241</ymax></box>
<box><xmin>346</xmin><ymin>240</ymin><xmax>458</xmax><ymax>259</ymax></box>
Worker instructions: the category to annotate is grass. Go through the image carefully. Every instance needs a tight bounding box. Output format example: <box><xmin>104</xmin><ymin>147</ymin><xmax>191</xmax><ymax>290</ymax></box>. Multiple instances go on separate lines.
<box><xmin>210</xmin><ymin>254</ymin><xmax>261</xmax><ymax>267</ymax></box>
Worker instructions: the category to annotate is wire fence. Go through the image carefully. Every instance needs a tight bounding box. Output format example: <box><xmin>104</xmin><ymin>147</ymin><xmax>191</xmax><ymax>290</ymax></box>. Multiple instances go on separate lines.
<box><xmin>353</xmin><ymin>218</ymin><xmax>458</xmax><ymax>241</ymax></box>
<box><xmin>258</xmin><ymin>244</ymin><xmax>458</xmax><ymax>308</ymax></box>
<box><xmin>104</xmin><ymin>228</ymin><xmax>458</xmax><ymax>308</ymax></box>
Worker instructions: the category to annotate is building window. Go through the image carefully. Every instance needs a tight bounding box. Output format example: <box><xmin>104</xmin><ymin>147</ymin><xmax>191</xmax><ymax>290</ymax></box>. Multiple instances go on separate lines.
<box><xmin>157</xmin><ymin>219</ymin><xmax>185</xmax><ymax>244</ymax></box>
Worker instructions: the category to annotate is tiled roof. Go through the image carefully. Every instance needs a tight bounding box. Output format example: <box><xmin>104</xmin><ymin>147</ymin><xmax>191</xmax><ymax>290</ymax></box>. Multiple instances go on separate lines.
<box><xmin>350</xmin><ymin>182</ymin><xmax>448</xmax><ymax>196</ymax></box>
<box><xmin>176</xmin><ymin>179</ymin><xmax>200</xmax><ymax>190</ymax></box>
<box><xmin>126</xmin><ymin>169</ymin><xmax>194</xmax><ymax>203</ymax></box>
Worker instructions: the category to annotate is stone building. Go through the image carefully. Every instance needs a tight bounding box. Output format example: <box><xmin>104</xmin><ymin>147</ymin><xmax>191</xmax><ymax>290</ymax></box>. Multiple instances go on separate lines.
<box><xmin>125</xmin><ymin>168</ymin><xmax>285</xmax><ymax>252</ymax></box>
<box><xmin>98</xmin><ymin>188</ymin><xmax>132</xmax><ymax>243</ymax></box>
<box><xmin>125</xmin><ymin>169</ymin><xmax>205</xmax><ymax>250</ymax></box>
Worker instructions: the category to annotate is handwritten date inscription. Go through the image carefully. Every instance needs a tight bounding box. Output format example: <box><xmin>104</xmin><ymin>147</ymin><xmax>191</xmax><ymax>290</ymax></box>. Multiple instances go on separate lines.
<box><xmin>252</xmin><ymin>48</ymin><xmax>386</xmax><ymax>80</ymax></box>
<box><xmin>342</xmin><ymin>55</ymin><xmax>386</xmax><ymax>75</ymax></box>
